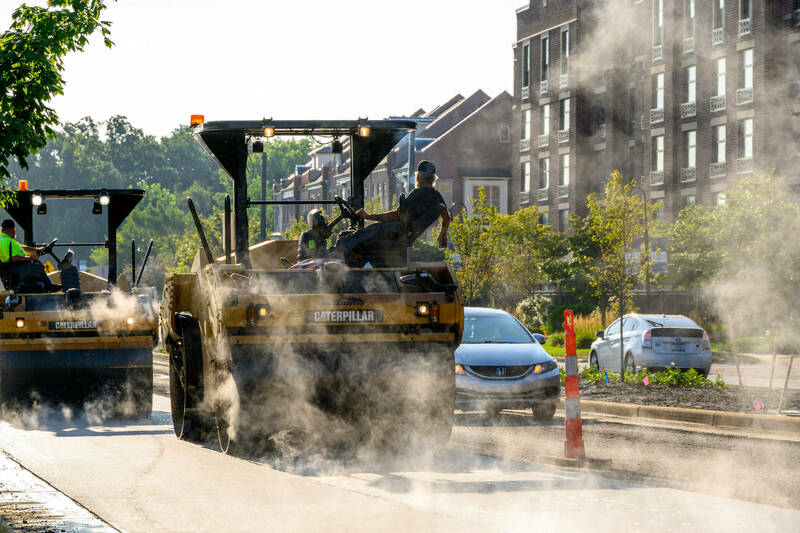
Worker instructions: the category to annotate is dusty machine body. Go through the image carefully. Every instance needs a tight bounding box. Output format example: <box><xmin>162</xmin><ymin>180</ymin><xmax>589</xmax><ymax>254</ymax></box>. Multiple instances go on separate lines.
<box><xmin>0</xmin><ymin>189</ymin><xmax>157</xmax><ymax>416</ymax></box>
<box><xmin>161</xmin><ymin>119</ymin><xmax>464</xmax><ymax>453</ymax></box>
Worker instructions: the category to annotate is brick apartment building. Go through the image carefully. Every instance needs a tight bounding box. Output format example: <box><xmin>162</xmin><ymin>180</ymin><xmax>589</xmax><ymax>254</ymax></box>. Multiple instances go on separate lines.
<box><xmin>273</xmin><ymin>91</ymin><xmax>512</xmax><ymax>232</ymax></box>
<box><xmin>513</xmin><ymin>0</ymin><xmax>800</xmax><ymax>229</ymax></box>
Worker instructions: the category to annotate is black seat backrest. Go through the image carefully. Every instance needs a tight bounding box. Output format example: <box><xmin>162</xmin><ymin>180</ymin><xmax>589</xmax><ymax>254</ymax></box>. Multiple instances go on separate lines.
<box><xmin>60</xmin><ymin>265</ymin><xmax>81</xmax><ymax>292</ymax></box>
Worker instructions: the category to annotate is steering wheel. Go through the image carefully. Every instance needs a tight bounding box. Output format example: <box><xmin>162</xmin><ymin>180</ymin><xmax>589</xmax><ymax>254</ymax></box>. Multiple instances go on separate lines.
<box><xmin>334</xmin><ymin>195</ymin><xmax>359</xmax><ymax>222</ymax></box>
<box><xmin>38</xmin><ymin>238</ymin><xmax>58</xmax><ymax>257</ymax></box>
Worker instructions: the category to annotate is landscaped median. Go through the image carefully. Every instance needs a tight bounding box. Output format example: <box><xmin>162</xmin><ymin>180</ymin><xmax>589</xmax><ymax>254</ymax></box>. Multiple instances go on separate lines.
<box><xmin>565</xmin><ymin>399</ymin><xmax>800</xmax><ymax>433</ymax></box>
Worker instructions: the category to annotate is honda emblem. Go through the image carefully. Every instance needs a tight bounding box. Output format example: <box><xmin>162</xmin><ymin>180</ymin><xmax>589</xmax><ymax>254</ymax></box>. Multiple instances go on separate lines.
<box><xmin>496</xmin><ymin>367</ymin><xmax>507</xmax><ymax>377</ymax></box>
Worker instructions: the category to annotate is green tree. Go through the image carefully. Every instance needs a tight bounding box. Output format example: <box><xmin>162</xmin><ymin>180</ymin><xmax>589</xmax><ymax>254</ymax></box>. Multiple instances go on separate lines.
<box><xmin>583</xmin><ymin>171</ymin><xmax>648</xmax><ymax>328</ymax></box>
<box><xmin>0</xmin><ymin>0</ymin><xmax>113</xmax><ymax>188</ymax></box>
<box><xmin>445</xmin><ymin>188</ymin><xmax>500</xmax><ymax>305</ymax></box>
<box><xmin>492</xmin><ymin>205</ymin><xmax>567</xmax><ymax>306</ymax></box>
<box><xmin>666</xmin><ymin>206</ymin><xmax>722</xmax><ymax>290</ymax></box>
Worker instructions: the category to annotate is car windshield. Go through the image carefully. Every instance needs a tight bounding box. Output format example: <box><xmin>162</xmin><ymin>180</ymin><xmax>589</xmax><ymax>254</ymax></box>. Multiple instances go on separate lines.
<box><xmin>462</xmin><ymin>315</ymin><xmax>533</xmax><ymax>344</ymax></box>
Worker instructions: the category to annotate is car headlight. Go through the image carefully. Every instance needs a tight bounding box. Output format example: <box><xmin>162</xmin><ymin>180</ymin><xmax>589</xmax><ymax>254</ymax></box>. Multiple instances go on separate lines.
<box><xmin>454</xmin><ymin>364</ymin><xmax>466</xmax><ymax>375</ymax></box>
<box><xmin>534</xmin><ymin>360</ymin><xmax>558</xmax><ymax>374</ymax></box>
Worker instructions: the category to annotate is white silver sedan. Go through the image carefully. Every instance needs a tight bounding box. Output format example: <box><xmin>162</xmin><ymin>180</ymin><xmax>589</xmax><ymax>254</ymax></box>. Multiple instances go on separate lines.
<box><xmin>590</xmin><ymin>313</ymin><xmax>712</xmax><ymax>377</ymax></box>
<box><xmin>455</xmin><ymin>307</ymin><xmax>560</xmax><ymax>420</ymax></box>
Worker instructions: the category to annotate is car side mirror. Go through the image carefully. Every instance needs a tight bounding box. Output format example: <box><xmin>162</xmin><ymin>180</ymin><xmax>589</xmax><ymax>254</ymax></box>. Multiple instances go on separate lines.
<box><xmin>533</xmin><ymin>333</ymin><xmax>546</xmax><ymax>344</ymax></box>
<box><xmin>596</xmin><ymin>330</ymin><xmax>605</xmax><ymax>339</ymax></box>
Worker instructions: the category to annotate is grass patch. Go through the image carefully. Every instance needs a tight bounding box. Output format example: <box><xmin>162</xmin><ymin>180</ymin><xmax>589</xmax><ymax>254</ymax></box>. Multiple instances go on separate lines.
<box><xmin>543</xmin><ymin>345</ymin><xmax>590</xmax><ymax>357</ymax></box>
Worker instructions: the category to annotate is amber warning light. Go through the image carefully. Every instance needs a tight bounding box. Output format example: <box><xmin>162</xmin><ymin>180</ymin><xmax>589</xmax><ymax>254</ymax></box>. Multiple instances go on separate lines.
<box><xmin>190</xmin><ymin>114</ymin><xmax>205</xmax><ymax>126</ymax></box>
<box><xmin>17</xmin><ymin>180</ymin><xmax>28</xmax><ymax>191</ymax></box>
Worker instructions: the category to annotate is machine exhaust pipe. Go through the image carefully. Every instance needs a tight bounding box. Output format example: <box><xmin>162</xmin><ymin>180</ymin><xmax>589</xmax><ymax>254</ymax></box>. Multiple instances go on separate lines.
<box><xmin>187</xmin><ymin>197</ymin><xmax>215</xmax><ymax>265</ymax></box>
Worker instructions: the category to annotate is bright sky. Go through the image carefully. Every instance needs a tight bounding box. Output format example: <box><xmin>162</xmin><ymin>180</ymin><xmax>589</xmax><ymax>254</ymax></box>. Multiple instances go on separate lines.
<box><xmin>2</xmin><ymin>0</ymin><xmax>524</xmax><ymax>138</ymax></box>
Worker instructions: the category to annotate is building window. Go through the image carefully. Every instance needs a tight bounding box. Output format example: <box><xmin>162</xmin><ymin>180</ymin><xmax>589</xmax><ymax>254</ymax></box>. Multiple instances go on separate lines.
<box><xmin>684</xmin><ymin>0</ymin><xmax>695</xmax><ymax>37</ymax></box>
<box><xmin>539</xmin><ymin>158</ymin><xmax>550</xmax><ymax>189</ymax></box>
<box><xmin>682</xmin><ymin>195</ymin><xmax>696</xmax><ymax>208</ymax></box>
<box><xmin>559</xmin><ymin>209</ymin><xmax>569</xmax><ymax>232</ymax></box>
<box><xmin>541</xmin><ymin>36</ymin><xmax>549</xmax><ymax>81</ymax></box>
<box><xmin>522</xmin><ymin>43</ymin><xmax>530</xmax><ymax>89</ymax></box>
<box><xmin>684</xmin><ymin>65</ymin><xmax>696</xmax><ymax>103</ymax></box>
<box><xmin>683</xmin><ymin>130</ymin><xmax>696</xmax><ymax>168</ymax></box>
<box><xmin>541</xmin><ymin>104</ymin><xmax>550</xmax><ymax>135</ymax></box>
<box><xmin>522</xmin><ymin>109</ymin><xmax>531</xmax><ymax>141</ymax></box>
<box><xmin>561</xmin><ymin>28</ymin><xmax>569</xmax><ymax>75</ymax></box>
<box><xmin>715</xmin><ymin>57</ymin><xmax>726</xmax><ymax>96</ymax></box>
<box><xmin>499</xmin><ymin>125</ymin><xmax>510</xmax><ymax>143</ymax></box>
<box><xmin>559</xmin><ymin>98</ymin><xmax>570</xmax><ymax>130</ymax></box>
<box><xmin>652</xmin><ymin>135</ymin><xmax>664</xmax><ymax>171</ymax></box>
<box><xmin>471</xmin><ymin>184</ymin><xmax>501</xmax><ymax>212</ymax></box>
<box><xmin>540</xmin><ymin>212</ymin><xmax>549</xmax><ymax>225</ymax></box>
<box><xmin>522</xmin><ymin>162</ymin><xmax>531</xmax><ymax>192</ymax></box>
<box><xmin>559</xmin><ymin>153</ymin><xmax>570</xmax><ymax>186</ymax></box>
<box><xmin>652</xmin><ymin>73</ymin><xmax>664</xmax><ymax>109</ymax></box>
<box><xmin>652</xmin><ymin>200</ymin><xmax>664</xmax><ymax>220</ymax></box>
<box><xmin>740</xmin><ymin>0</ymin><xmax>751</xmax><ymax>20</ymax></box>
<box><xmin>739</xmin><ymin>118</ymin><xmax>753</xmax><ymax>159</ymax></box>
<box><xmin>713</xmin><ymin>125</ymin><xmax>726</xmax><ymax>163</ymax></box>
<box><xmin>654</xmin><ymin>0</ymin><xmax>664</xmax><ymax>45</ymax></box>
<box><xmin>713</xmin><ymin>0</ymin><xmax>725</xmax><ymax>30</ymax></box>
<box><xmin>739</xmin><ymin>48</ymin><xmax>753</xmax><ymax>89</ymax></box>
<box><xmin>595</xmin><ymin>98</ymin><xmax>606</xmax><ymax>130</ymax></box>
<box><xmin>627</xmin><ymin>87</ymin><xmax>637</xmax><ymax>133</ymax></box>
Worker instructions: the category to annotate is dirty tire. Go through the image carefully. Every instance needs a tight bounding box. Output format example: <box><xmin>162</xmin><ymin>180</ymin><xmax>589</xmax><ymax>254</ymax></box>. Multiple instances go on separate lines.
<box><xmin>624</xmin><ymin>353</ymin><xmax>636</xmax><ymax>375</ymax></box>
<box><xmin>169</xmin><ymin>320</ymin><xmax>211</xmax><ymax>442</ymax></box>
<box><xmin>590</xmin><ymin>352</ymin><xmax>599</xmax><ymax>370</ymax></box>
<box><xmin>531</xmin><ymin>401</ymin><xmax>556</xmax><ymax>421</ymax></box>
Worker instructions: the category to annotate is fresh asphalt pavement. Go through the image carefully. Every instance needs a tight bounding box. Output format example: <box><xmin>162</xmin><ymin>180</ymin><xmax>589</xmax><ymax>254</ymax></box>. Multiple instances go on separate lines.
<box><xmin>0</xmin><ymin>356</ymin><xmax>796</xmax><ymax>532</ymax></box>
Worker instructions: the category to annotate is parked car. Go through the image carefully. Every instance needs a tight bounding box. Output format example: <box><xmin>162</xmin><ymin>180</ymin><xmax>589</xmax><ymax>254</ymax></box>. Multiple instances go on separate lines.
<box><xmin>455</xmin><ymin>307</ymin><xmax>560</xmax><ymax>420</ymax></box>
<box><xmin>590</xmin><ymin>314</ymin><xmax>712</xmax><ymax>377</ymax></box>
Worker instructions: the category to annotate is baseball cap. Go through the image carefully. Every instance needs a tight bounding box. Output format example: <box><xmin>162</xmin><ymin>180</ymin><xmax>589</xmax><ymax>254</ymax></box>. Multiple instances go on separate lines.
<box><xmin>417</xmin><ymin>160</ymin><xmax>436</xmax><ymax>175</ymax></box>
<box><xmin>1</xmin><ymin>219</ymin><xmax>15</xmax><ymax>230</ymax></box>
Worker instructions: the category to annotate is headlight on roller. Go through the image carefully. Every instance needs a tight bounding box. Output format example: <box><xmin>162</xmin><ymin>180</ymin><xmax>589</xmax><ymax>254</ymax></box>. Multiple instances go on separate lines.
<box><xmin>126</xmin><ymin>317</ymin><xmax>135</xmax><ymax>326</ymax></box>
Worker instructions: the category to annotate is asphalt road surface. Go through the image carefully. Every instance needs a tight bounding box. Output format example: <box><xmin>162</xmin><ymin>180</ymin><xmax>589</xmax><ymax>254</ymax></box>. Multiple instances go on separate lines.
<box><xmin>0</xmin><ymin>356</ymin><xmax>797</xmax><ymax>532</ymax></box>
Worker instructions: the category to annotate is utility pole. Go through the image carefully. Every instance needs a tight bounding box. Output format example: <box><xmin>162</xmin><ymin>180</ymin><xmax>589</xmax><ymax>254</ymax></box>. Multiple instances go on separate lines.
<box><xmin>633</xmin><ymin>185</ymin><xmax>651</xmax><ymax>299</ymax></box>
<box><xmin>260</xmin><ymin>149</ymin><xmax>267</xmax><ymax>241</ymax></box>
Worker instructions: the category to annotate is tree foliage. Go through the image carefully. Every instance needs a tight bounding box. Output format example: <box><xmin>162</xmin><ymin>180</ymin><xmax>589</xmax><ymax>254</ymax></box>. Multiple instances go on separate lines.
<box><xmin>0</xmin><ymin>0</ymin><xmax>113</xmax><ymax>184</ymax></box>
<box><xmin>582</xmin><ymin>171</ymin><xmax>649</xmax><ymax>317</ymax></box>
<box><xmin>445</xmin><ymin>188</ymin><xmax>500</xmax><ymax>305</ymax></box>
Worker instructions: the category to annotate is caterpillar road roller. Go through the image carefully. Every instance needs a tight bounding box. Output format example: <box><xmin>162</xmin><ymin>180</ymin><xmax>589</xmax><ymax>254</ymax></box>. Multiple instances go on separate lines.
<box><xmin>161</xmin><ymin>118</ymin><xmax>464</xmax><ymax>454</ymax></box>
<box><xmin>0</xmin><ymin>188</ymin><xmax>157</xmax><ymax>417</ymax></box>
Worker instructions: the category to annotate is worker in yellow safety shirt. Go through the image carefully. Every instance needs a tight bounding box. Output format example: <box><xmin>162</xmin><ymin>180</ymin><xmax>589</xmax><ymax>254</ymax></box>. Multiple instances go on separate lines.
<box><xmin>0</xmin><ymin>219</ymin><xmax>61</xmax><ymax>292</ymax></box>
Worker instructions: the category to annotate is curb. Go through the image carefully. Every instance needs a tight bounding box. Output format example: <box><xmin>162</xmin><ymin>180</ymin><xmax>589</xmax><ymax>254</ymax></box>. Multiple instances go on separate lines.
<box><xmin>560</xmin><ymin>399</ymin><xmax>800</xmax><ymax>433</ymax></box>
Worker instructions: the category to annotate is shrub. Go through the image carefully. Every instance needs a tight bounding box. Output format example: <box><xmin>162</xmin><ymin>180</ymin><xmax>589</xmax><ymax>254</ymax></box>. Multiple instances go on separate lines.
<box><xmin>546</xmin><ymin>301</ymin><xmax>596</xmax><ymax>332</ymax></box>
<box><xmin>515</xmin><ymin>295</ymin><xmax>552</xmax><ymax>332</ymax></box>
<box><xmin>574</xmin><ymin>312</ymin><xmax>602</xmax><ymax>349</ymax></box>
<box><xmin>546</xmin><ymin>332</ymin><xmax>565</xmax><ymax>347</ymax></box>
<box><xmin>577</xmin><ymin>367</ymin><xmax>725</xmax><ymax>389</ymax></box>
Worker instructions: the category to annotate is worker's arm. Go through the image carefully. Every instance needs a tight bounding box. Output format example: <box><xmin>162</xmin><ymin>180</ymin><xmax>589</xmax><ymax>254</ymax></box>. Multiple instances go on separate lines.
<box><xmin>11</xmin><ymin>252</ymin><xmax>39</xmax><ymax>263</ymax></box>
<box><xmin>355</xmin><ymin>208</ymin><xmax>401</xmax><ymax>222</ymax></box>
<box><xmin>437</xmin><ymin>209</ymin><xmax>450</xmax><ymax>248</ymax></box>
<box><xmin>22</xmin><ymin>245</ymin><xmax>40</xmax><ymax>254</ymax></box>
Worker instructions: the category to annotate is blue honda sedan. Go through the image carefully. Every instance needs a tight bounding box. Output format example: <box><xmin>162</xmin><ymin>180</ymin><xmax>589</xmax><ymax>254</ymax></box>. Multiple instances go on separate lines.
<box><xmin>455</xmin><ymin>307</ymin><xmax>560</xmax><ymax>420</ymax></box>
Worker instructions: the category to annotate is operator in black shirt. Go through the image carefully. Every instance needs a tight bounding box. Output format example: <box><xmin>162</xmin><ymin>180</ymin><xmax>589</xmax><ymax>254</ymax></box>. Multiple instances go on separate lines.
<box><xmin>331</xmin><ymin>161</ymin><xmax>450</xmax><ymax>265</ymax></box>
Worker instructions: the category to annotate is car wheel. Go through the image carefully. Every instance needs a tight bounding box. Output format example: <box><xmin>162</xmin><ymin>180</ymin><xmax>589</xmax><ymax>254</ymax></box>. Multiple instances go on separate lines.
<box><xmin>531</xmin><ymin>402</ymin><xmax>556</xmax><ymax>421</ymax></box>
<box><xmin>589</xmin><ymin>352</ymin><xmax>599</xmax><ymax>370</ymax></box>
<box><xmin>624</xmin><ymin>353</ymin><xmax>636</xmax><ymax>375</ymax></box>
<box><xmin>701</xmin><ymin>368</ymin><xmax>710</xmax><ymax>379</ymax></box>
